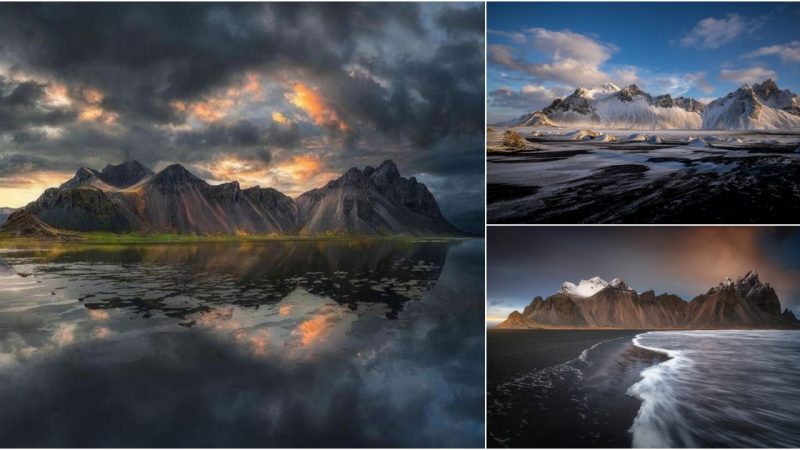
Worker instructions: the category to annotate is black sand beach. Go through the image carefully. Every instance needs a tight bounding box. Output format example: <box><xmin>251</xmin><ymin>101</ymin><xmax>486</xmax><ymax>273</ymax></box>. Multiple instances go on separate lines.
<box><xmin>488</xmin><ymin>329</ymin><xmax>666</xmax><ymax>448</ymax></box>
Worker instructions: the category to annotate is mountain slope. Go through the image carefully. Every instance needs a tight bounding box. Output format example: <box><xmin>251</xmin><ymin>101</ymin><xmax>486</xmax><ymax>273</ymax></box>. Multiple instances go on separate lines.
<box><xmin>514</xmin><ymin>79</ymin><xmax>800</xmax><ymax>130</ymax></box>
<box><xmin>0</xmin><ymin>207</ymin><xmax>17</xmax><ymax>225</ymax></box>
<box><xmin>702</xmin><ymin>80</ymin><xmax>800</xmax><ymax>130</ymax></box>
<box><xmin>497</xmin><ymin>272</ymin><xmax>798</xmax><ymax>329</ymax></box>
<box><xmin>5</xmin><ymin>160</ymin><xmax>459</xmax><ymax>236</ymax></box>
<box><xmin>296</xmin><ymin>160</ymin><xmax>460</xmax><ymax>235</ymax></box>
<box><xmin>516</xmin><ymin>84</ymin><xmax>704</xmax><ymax>129</ymax></box>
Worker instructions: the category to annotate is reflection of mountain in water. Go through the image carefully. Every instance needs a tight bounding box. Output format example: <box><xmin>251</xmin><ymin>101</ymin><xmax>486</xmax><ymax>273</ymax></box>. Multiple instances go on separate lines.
<box><xmin>17</xmin><ymin>240</ymin><xmax>450</xmax><ymax>320</ymax></box>
<box><xmin>0</xmin><ymin>239</ymin><xmax>484</xmax><ymax>447</ymax></box>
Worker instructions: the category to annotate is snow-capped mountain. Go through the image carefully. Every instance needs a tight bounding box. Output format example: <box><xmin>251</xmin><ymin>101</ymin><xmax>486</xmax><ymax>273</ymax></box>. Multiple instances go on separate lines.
<box><xmin>558</xmin><ymin>276</ymin><xmax>631</xmax><ymax>297</ymax></box>
<box><xmin>702</xmin><ymin>80</ymin><xmax>800</xmax><ymax>130</ymax></box>
<box><xmin>497</xmin><ymin>270</ymin><xmax>799</xmax><ymax>329</ymax></box>
<box><xmin>514</xmin><ymin>79</ymin><xmax>800</xmax><ymax>130</ymax></box>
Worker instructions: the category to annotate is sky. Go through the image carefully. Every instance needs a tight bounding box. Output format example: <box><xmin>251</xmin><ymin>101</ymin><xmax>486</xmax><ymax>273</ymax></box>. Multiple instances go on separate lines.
<box><xmin>488</xmin><ymin>2</ymin><xmax>800</xmax><ymax>123</ymax></box>
<box><xmin>487</xmin><ymin>227</ymin><xmax>800</xmax><ymax>327</ymax></box>
<box><xmin>0</xmin><ymin>3</ymin><xmax>485</xmax><ymax>233</ymax></box>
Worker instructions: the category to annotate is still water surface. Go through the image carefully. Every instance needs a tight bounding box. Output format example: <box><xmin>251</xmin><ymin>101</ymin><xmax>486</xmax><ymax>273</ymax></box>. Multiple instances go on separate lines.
<box><xmin>0</xmin><ymin>239</ymin><xmax>484</xmax><ymax>447</ymax></box>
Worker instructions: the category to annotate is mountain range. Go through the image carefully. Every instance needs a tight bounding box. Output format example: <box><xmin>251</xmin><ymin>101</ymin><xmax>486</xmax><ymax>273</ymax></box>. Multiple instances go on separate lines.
<box><xmin>512</xmin><ymin>79</ymin><xmax>800</xmax><ymax>130</ymax></box>
<box><xmin>0</xmin><ymin>160</ymin><xmax>462</xmax><ymax>237</ymax></box>
<box><xmin>496</xmin><ymin>271</ymin><xmax>800</xmax><ymax>329</ymax></box>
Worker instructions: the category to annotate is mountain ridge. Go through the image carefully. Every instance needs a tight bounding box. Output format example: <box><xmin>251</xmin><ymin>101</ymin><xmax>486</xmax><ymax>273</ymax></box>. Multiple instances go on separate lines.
<box><xmin>3</xmin><ymin>159</ymin><xmax>463</xmax><ymax>237</ymax></box>
<box><xmin>497</xmin><ymin>271</ymin><xmax>800</xmax><ymax>329</ymax></box>
<box><xmin>510</xmin><ymin>79</ymin><xmax>800</xmax><ymax>130</ymax></box>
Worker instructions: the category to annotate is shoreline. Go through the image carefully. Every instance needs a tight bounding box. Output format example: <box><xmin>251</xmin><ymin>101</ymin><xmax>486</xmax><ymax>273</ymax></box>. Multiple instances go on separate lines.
<box><xmin>0</xmin><ymin>233</ymin><xmax>475</xmax><ymax>246</ymax></box>
<box><xmin>488</xmin><ymin>329</ymin><xmax>667</xmax><ymax>448</ymax></box>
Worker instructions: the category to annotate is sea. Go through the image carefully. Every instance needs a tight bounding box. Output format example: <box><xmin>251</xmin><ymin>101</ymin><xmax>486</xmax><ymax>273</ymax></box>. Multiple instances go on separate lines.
<box><xmin>630</xmin><ymin>330</ymin><xmax>800</xmax><ymax>448</ymax></box>
<box><xmin>488</xmin><ymin>329</ymin><xmax>800</xmax><ymax>448</ymax></box>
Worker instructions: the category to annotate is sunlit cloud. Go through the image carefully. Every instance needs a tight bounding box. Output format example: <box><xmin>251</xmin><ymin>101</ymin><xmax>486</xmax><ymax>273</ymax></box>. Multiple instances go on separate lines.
<box><xmin>88</xmin><ymin>309</ymin><xmax>110</xmax><ymax>321</ymax></box>
<box><xmin>286</xmin><ymin>82</ymin><xmax>349</xmax><ymax>131</ymax></box>
<box><xmin>44</xmin><ymin>82</ymin><xmax>72</xmax><ymax>107</ymax></box>
<box><xmin>0</xmin><ymin>170</ymin><xmax>74</xmax><ymax>208</ymax></box>
<box><xmin>742</xmin><ymin>41</ymin><xmax>800</xmax><ymax>63</ymax></box>
<box><xmin>719</xmin><ymin>67</ymin><xmax>778</xmax><ymax>85</ymax></box>
<box><xmin>92</xmin><ymin>326</ymin><xmax>112</xmax><ymax>339</ymax></box>
<box><xmin>295</xmin><ymin>314</ymin><xmax>330</xmax><ymax>347</ymax></box>
<box><xmin>272</xmin><ymin>111</ymin><xmax>288</xmax><ymax>124</ymax></box>
<box><xmin>172</xmin><ymin>73</ymin><xmax>265</xmax><ymax>123</ymax></box>
<box><xmin>678</xmin><ymin>14</ymin><xmax>751</xmax><ymax>49</ymax></box>
<box><xmin>51</xmin><ymin>323</ymin><xmax>76</xmax><ymax>347</ymax></box>
<box><xmin>82</xmin><ymin>88</ymin><xmax>104</xmax><ymax>104</ymax></box>
<box><xmin>198</xmin><ymin>153</ymin><xmax>337</xmax><ymax>197</ymax></box>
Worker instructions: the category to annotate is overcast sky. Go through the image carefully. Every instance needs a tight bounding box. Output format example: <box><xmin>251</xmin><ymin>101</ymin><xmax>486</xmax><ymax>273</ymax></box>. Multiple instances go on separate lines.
<box><xmin>488</xmin><ymin>2</ymin><xmax>800</xmax><ymax>123</ymax></box>
<box><xmin>487</xmin><ymin>227</ymin><xmax>800</xmax><ymax>326</ymax></box>
<box><xmin>0</xmin><ymin>3</ymin><xmax>485</xmax><ymax>233</ymax></box>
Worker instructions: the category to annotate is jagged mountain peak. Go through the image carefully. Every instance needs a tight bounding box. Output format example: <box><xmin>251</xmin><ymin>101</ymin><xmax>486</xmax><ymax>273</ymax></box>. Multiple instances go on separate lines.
<box><xmin>19</xmin><ymin>159</ymin><xmax>458</xmax><ymax>237</ymax></box>
<box><xmin>560</xmin><ymin>276</ymin><xmax>612</xmax><ymax>297</ymax></box>
<box><xmin>712</xmin><ymin>270</ymin><xmax>763</xmax><ymax>292</ymax></box>
<box><xmin>498</xmin><ymin>272</ymin><xmax>798</xmax><ymax>330</ymax></box>
<box><xmin>99</xmin><ymin>160</ymin><xmax>154</xmax><ymax>188</ymax></box>
<box><xmin>150</xmin><ymin>164</ymin><xmax>206</xmax><ymax>192</ymax></box>
<box><xmin>59</xmin><ymin>167</ymin><xmax>101</xmax><ymax>190</ymax></box>
<box><xmin>513</xmin><ymin>78</ymin><xmax>799</xmax><ymax>130</ymax></box>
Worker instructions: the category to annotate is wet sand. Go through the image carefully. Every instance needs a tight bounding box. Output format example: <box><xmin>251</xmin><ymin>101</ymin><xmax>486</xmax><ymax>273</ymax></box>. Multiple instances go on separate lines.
<box><xmin>488</xmin><ymin>329</ymin><xmax>666</xmax><ymax>448</ymax></box>
<box><xmin>487</xmin><ymin>127</ymin><xmax>800</xmax><ymax>223</ymax></box>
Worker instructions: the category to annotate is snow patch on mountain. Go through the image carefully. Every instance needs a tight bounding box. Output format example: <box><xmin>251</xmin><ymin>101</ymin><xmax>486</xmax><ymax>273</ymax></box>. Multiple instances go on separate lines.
<box><xmin>515</xmin><ymin>79</ymin><xmax>800</xmax><ymax>130</ymax></box>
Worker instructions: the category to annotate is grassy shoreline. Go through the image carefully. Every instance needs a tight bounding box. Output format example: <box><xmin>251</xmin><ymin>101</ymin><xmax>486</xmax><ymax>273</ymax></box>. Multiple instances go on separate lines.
<box><xmin>0</xmin><ymin>231</ymin><xmax>473</xmax><ymax>246</ymax></box>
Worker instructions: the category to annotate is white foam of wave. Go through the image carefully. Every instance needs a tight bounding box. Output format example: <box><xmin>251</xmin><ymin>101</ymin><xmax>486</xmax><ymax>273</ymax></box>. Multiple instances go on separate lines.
<box><xmin>627</xmin><ymin>333</ymin><xmax>696</xmax><ymax>448</ymax></box>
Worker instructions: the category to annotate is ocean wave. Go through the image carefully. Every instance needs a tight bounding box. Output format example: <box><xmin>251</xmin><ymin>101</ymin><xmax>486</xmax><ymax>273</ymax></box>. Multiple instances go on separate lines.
<box><xmin>626</xmin><ymin>330</ymin><xmax>800</xmax><ymax>448</ymax></box>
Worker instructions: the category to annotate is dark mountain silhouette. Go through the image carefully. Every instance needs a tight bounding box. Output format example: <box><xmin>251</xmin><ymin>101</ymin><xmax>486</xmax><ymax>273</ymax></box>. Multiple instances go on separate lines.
<box><xmin>2</xmin><ymin>160</ymin><xmax>461</xmax><ymax>236</ymax></box>
<box><xmin>497</xmin><ymin>271</ymin><xmax>799</xmax><ymax>329</ymax></box>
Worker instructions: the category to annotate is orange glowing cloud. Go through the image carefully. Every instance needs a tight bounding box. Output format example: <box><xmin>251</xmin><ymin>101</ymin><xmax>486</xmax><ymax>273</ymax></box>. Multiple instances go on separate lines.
<box><xmin>88</xmin><ymin>309</ymin><xmax>110</xmax><ymax>321</ymax></box>
<box><xmin>173</xmin><ymin>73</ymin><xmax>263</xmax><ymax>123</ymax></box>
<box><xmin>286</xmin><ymin>82</ymin><xmax>348</xmax><ymax>131</ymax></box>
<box><xmin>197</xmin><ymin>153</ymin><xmax>337</xmax><ymax>197</ymax></box>
<box><xmin>93</xmin><ymin>327</ymin><xmax>111</xmax><ymax>339</ymax></box>
<box><xmin>45</xmin><ymin>82</ymin><xmax>71</xmax><ymax>107</ymax></box>
<box><xmin>272</xmin><ymin>111</ymin><xmax>288</xmax><ymax>124</ymax></box>
<box><xmin>51</xmin><ymin>324</ymin><xmax>76</xmax><ymax>347</ymax></box>
<box><xmin>279</xmin><ymin>304</ymin><xmax>294</xmax><ymax>316</ymax></box>
<box><xmin>0</xmin><ymin>170</ymin><xmax>76</xmax><ymax>208</ymax></box>
<box><xmin>296</xmin><ymin>315</ymin><xmax>330</xmax><ymax>346</ymax></box>
<box><xmin>83</xmin><ymin>88</ymin><xmax>104</xmax><ymax>104</ymax></box>
<box><xmin>233</xmin><ymin>329</ymin><xmax>270</xmax><ymax>356</ymax></box>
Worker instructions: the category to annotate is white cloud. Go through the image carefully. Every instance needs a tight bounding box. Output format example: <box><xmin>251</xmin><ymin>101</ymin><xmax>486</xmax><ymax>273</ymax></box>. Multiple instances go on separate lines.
<box><xmin>487</xmin><ymin>84</ymin><xmax>572</xmax><ymax>123</ymax></box>
<box><xmin>525</xmin><ymin>28</ymin><xmax>616</xmax><ymax>66</ymax></box>
<box><xmin>719</xmin><ymin>67</ymin><xmax>778</xmax><ymax>85</ymax></box>
<box><xmin>742</xmin><ymin>41</ymin><xmax>800</xmax><ymax>63</ymax></box>
<box><xmin>488</xmin><ymin>29</ymin><xmax>526</xmax><ymax>45</ymax></box>
<box><xmin>679</xmin><ymin>14</ymin><xmax>749</xmax><ymax>49</ymax></box>
<box><xmin>686</xmin><ymin>72</ymin><xmax>716</xmax><ymax>94</ymax></box>
<box><xmin>488</xmin><ymin>28</ymin><xmax>636</xmax><ymax>88</ymax></box>
<box><xmin>489</xmin><ymin>84</ymin><xmax>570</xmax><ymax>110</ymax></box>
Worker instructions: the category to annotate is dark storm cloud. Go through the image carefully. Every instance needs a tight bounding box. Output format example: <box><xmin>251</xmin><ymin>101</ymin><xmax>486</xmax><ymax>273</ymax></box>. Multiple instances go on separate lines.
<box><xmin>0</xmin><ymin>76</ymin><xmax>73</xmax><ymax>132</ymax></box>
<box><xmin>0</xmin><ymin>152</ymin><xmax>50</xmax><ymax>177</ymax></box>
<box><xmin>0</xmin><ymin>3</ymin><xmax>430</xmax><ymax>123</ymax></box>
<box><xmin>0</xmin><ymin>3</ymin><xmax>484</xmax><ymax>227</ymax></box>
<box><xmin>436</xmin><ymin>5</ymin><xmax>485</xmax><ymax>35</ymax></box>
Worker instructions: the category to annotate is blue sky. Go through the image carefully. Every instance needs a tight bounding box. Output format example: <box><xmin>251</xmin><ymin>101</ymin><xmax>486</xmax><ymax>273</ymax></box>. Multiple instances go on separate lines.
<box><xmin>488</xmin><ymin>2</ymin><xmax>800</xmax><ymax>122</ymax></box>
<box><xmin>486</xmin><ymin>227</ymin><xmax>800</xmax><ymax>327</ymax></box>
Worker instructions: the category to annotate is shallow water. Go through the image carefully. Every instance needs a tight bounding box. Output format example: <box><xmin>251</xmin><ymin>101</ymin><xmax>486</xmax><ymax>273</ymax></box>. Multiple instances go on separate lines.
<box><xmin>630</xmin><ymin>330</ymin><xmax>800</xmax><ymax>448</ymax></box>
<box><xmin>487</xmin><ymin>331</ymin><xmax>661</xmax><ymax>448</ymax></box>
<box><xmin>0</xmin><ymin>239</ymin><xmax>485</xmax><ymax>447</ymax></box>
